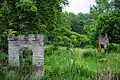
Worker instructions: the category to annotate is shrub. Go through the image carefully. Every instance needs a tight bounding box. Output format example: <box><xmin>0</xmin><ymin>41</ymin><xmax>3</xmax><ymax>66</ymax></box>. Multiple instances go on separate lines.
<box><xmin>82</xmin><ymin>49</ymin><xmax>94</xmax><ymax>58</ymax></box>
<box><xmin>82</xmin><ymin>48</ymin><xmax>104</xmax><ymax>59</ymax></box>
<box><xmin>0</xmin><ymin>52</ymin><xmax>8</xmax><ymax>66</ymax></box>
<box><xmin>106</xmin><ymin>43</ymin><xmax>120</xmax><ymax>52</ymax></box>
<box><xmin>0</xmin><ymin>52</ymin><xmax>8</xmax><ymax>61</ymax></box>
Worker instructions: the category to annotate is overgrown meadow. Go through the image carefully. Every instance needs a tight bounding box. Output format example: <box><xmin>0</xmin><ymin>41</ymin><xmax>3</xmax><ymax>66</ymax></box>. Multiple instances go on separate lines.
<box><xmin>1</xmin><ymin>44</ymin><xmax>120</xmax><ymax>80</ymax></box>
<box><xmin>1</xmin><ymin>0</ymin><xmax>120</xmax><ymax>80</ymax></box>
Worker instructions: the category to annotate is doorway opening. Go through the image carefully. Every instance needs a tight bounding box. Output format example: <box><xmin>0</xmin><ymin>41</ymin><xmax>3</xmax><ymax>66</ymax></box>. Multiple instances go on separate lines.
<box><xmin>19</xmin><ymin>47</ymin><xmax>33</xmax><ymax>72</ymax></box>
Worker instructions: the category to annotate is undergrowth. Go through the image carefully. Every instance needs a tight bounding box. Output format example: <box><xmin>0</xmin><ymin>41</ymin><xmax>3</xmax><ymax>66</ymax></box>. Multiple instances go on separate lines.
<box><xmin>1</xmin><ymin>46</ymin><xmax>120</xmax><ymax>80</ymax></box>
<box><xmin>43</xmin><ymin>47</ymin><xmax>120</xmax><ymax>80</ymax></box>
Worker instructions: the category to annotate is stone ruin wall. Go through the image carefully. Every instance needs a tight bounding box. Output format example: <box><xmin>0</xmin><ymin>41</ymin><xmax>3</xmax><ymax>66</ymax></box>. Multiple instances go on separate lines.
<box><xmin>8</xmin><ymin>34</ymin><xmax>44</xmax><ymax>67</ymax></box>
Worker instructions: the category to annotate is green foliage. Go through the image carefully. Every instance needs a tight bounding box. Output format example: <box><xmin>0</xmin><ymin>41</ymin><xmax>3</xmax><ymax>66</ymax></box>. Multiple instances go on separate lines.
<box><xmin>44</xmin><ymin>47</ymin><xmax>120</xmax><ymax>80</ymax></box>
<box><xmin>0</xmin><ymin>0</ymin><xmax>69</xmax><ymax>51</ymax></box>
<box><xmin>82</xmin><ymin>48</ymin><xmax>96</xmax><ymax>58</ymax></box>
<box><xmin>87</xmin><ymin>0</ymin><xmax>120</xmax><ymax>46</ymax></box>
<box><xmin>97</xmin><ymin>11</ymin><xmax>120</xmax><ymax>43</ymax></box>
<box><xmin>112</xmin><ymin>0</ymin><xmax>120</xmax><ymax>10</ymax></box>
<box><xmin>44</xmin><ymin>47</ymin><xmax>96</xmax><ymax>80</ymax></box>
<box><xmin>1</xmin><ymin>47</ymin><xmax>120</xmax><ymax>80</ymax></box>
<box><xmin>54</xmin><ymin>29</ymin><xmax>89</xmax><ymax>47</ymax></box>
<box><xmin>87</xmin><ymin>0</ymin><xmax>111</xmax><ymax>46</ymax></box>
<box><xmin>71</xmin><ymin>13</ymin><xmax>92</xmax><ymax>34</ymax></box>
<box><xmin>5</xmin><ymin>70</ymin><xmax>21</xmax><ymax>80</ymax></box>
<box><xmin>106</xmin><ymin>43</ymin><xmax>120</xmax><ymax>52</ymax></box>
<box><xmin>87</xmin><ymin>11</ymin><xmax>120</xmax><ymax>46</ymax></box>
<box><xmin>22</xmin><ymin>49</ymin><xmax>32</xmax><ymax>65</ymax></box>
<box><xmin>1</xmin><ymin>0</ymin><xmax>120</xmax><ymax>79</ymax></box>
<box><xmin>51</xmin><ymin>12</ymin><xmax>89</xmax><ymax>48</ymax></box>
<box><xmin>0</xmin><ymin>67</ymin><xmax>32</xmax><ymax>80</ymax></box>
<box><xmin>90</xmin><ymin>0</ymin><xmax>110</xmax><ymax>19</ymax></box>
<box><xmin>82</xmin><ymin>48</ymin><xmax>104</xmax><ymax>59</ymax></box>
<box><xmin>0</xmin><ymin>0</ymin><xmax>68</xmax><ymax>35</ymax></box>
<box><xmin>3</xmin><ymin>29</ymin><xmax>17</xmax><ymax>36</ymax></box>
<box><xmin>0</xmin><ymin>52</ymin><xmax>7</xmax><ymax>61</ymax></box>
<box><xmin>85</xmin><ymin>22</ymin><xmax>99</xmax><ymax>47</ymax></box>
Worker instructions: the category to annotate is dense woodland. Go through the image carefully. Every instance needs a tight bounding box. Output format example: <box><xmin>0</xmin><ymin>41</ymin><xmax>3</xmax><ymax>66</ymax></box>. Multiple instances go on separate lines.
<box><xmin>1</xmin><ymin>0</ymin><xmax>120</xmax><ymax>80</ymax></box>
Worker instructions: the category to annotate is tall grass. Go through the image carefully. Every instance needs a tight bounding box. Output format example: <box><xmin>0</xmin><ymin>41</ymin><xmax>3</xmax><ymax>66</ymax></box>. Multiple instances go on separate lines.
<box><xmin>1</xmin><ymin>46</ymin><xmax>120</xmax><ymax>80</ymax></box>
<box><xmin>44</xmin><ymin>47</ymin><xmax>120</xmax><ymax>80</ymax></box>
<box><xmin>44</xmin><ymin>47</ymin><xmax>98</xmax><ymax>80</ymax></box>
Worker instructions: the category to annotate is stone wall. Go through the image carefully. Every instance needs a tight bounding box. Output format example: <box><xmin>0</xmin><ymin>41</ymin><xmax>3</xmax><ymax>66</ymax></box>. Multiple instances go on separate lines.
<box><xmin>8</xmin><ymin>34</ymin><xmax>44</xmax><ymax>67</ymax></box>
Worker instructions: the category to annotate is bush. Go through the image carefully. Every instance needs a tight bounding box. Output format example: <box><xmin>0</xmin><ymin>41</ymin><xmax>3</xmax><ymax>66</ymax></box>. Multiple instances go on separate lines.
<box><xmin>51</xmin><ymin>31</ymin><xmax>89</xmax><ymax>48</ymax></box>
<box><xmin>82</xmin><ymin>49</ymin><xmax>94</xmax><ymax>58</ymax></box>
<box><xmin>0</xmin><ymin>52</ymin><xmax>8</xmax><ymax>61</ymax></box>
<box><xmin>106</xmin><ymin>43</ymin><xmax>120</xmax><ymax>52</ymax></box>
<box><xmin>0</xmin><ymin>52</ymin><xmax>8</xmax><ymax>66</ymax></box>
<box><xmin>82</xmin><ymin>48</ymin><xmax>104</xmax><ymax>59</ymax></box>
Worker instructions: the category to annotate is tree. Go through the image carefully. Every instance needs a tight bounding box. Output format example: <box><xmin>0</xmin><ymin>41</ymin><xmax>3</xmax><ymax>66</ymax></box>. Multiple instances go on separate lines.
<box><xmin>87</xmin><ymin>0</ymin><xmax>120</xmax><ymax>47</ymax></box>
<box><xmin>71</xmin><ymin>13</ymin><xmax>92</xmax><ymax>34</ymax></box>
<box><xmin>90</xmin><ymin>0</ymin><xmax>110</xmax><ymax>19</ymax></box>
<box><xmin>96</xmin><ymin>12</ymin><xmax>120</xmax><ymax>43</ymax></box>
<box><xmin>0</xmin><ymin>0</ymin><xmax>68</xmax><ymax>51</ymax></box>
<box><xmin>51</xmin><ymin>12</ymin><xmax>89</xmax><ymax>48</ymax></box>
<box><xmin>87</xmin><ymin>0</ymin><xmax>111</xmax><ymax>47</ymax></box>
<box><xmin>0</xmin><ymin>0</ymin><xmax>68</xmax><ymax>35</ymax></box>
<box><xmin>113</xmin><ymin>0</ymin><xmax>120</xmax><ymax>10</ymax></box>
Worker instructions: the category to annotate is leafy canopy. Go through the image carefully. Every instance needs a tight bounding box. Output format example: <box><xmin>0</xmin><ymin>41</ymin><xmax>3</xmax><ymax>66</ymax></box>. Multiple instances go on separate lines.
<box><xmin>0</xmin><ymin>0</ymin><xmax>68</xmax><ymax>35</ymax></box>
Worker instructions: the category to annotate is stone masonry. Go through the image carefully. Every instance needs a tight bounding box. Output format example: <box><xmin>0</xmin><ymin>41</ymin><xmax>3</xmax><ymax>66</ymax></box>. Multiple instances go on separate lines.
<box><xmin>8</xmin><ymin>34</ymin><xmax>44</xmax><ymax>67</ymax></box>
